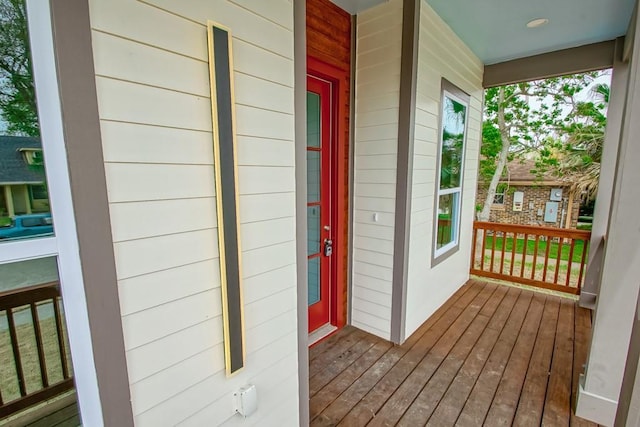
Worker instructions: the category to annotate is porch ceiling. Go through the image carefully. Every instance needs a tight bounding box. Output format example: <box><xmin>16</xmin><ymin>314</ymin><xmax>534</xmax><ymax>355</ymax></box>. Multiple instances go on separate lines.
<box><xmin>427</xmin><ymin>0</ymin><xmax>635</xmax><ymax>64</ymax></box>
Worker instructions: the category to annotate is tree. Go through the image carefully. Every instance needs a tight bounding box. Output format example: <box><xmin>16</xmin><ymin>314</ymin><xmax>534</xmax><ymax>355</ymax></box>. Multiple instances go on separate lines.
<box><xmin>546</xmin><ymin>81</ymin><xmax>609</xmax><ymax>202</ymax></box>
<box><xmin>0</xmin><ymin>0</ymin><xmax>38</xmax><ymax>136</ymax></box>
<box><xmin>478</xmin><ymin>73</ymin><xmax>600</xmax><ymax>221</ymax></box>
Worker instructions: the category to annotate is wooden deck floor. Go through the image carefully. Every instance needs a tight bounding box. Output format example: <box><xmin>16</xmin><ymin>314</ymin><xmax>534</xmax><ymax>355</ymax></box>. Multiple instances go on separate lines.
<box><xmin>309</xmin><ymin>280</ymin><xmax>596</xmax><ymax>426</ymax></box>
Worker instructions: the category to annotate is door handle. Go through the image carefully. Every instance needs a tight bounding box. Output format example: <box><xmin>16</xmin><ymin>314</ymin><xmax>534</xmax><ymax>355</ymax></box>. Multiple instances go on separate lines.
<box><xmin>323</xmin><ymin>238</ymin><xmax>333</xmax><ymax>257</ymax></box>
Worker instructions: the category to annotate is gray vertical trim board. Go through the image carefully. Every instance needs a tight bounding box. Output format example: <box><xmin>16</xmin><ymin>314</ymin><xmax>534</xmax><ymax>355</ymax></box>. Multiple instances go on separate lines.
<box><xmin>48</xmin><ymin>0</ymin><xmax>134</xmax><ymax>425</ymax></box>
<box><xmin>390</xmin><ymin>0</ymin><xmax>420</xmax><ymax>345</ymax></box>
<box><xmin>294</xmin><ymin>0</ymin><xmax>310</xmax><ymax>424</ymax></box>
<box><xmin>580</xmin><ymin>37</ymin><xmax>629</xmax><ymax>308</ymax></box>
<box><xmin>347</xmin><ymin>14</ymin><xmax>357</xmax><ymax>326</ymax></box>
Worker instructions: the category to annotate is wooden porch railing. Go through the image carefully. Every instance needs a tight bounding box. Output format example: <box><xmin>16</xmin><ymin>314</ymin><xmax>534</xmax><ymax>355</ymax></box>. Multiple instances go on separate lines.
<box><xmin>0</xmin><ymin>282</ymin><xmax>73</xmax><ymax>418</ymax></box>
<box><xmin>471</xmin><ymin>222</ymin><xmax>591</xmax><ymax>295</ymax></box>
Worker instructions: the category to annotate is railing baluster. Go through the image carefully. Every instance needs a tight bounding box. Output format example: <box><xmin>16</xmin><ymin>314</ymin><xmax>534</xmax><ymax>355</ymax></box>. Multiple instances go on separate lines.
<box><xmin>490</xmin><ymin>229</ymin><xmax>496</xmax><ymax>273</ymax></box>
<box><xmin>499</xmin><ymin>230</ymin><xmax>507</xmax><ymax>274</ymax></box>
<box><xmin>542</xmin><ymin>235</ymin><xmax>551</xmax><ymax>282</ymax></box>
<box><xmin>566</xmin><ymin>239</ymin><xmax>576</xmax><ymax>288</ymax></box>
<box><xmin>577</xmin><ymin>238</ymin><xmax>589</xmax><ymax>291</ymax></box>
<box><xmin>520</xmin><ymin>234</ymin><xmax>529</xmax><ymax>278</ymax></box>
<box><xmin>531</xmin><ymin>235</ymin><xmax>540</xmax><ymax>280</ymax></box>
<box><xmin>480</xmin><ymin>226</ymin><xmax>487</xmax><ymax>271</ymax></box>
<box><xmin>509</xmin><ymin>231</ymin><xmax>517</xmax><ymax>276</ymax></box>
<box><xmin>30</xmin><ymin>302</ymin><xmax>49</xmax><ymax>388</ymax></box>
<box><xmin>53</xmin><ymin>298</ymin><xmax>70</xmax><ymax>379</ymax></box>
<box><xmin>6</xmin><ymin>308</ymin><xmax>27</xmax><ymax>397</ymax></box>
<box><xmin>554</xmin><ymin>238</ymin><xmax>564</xmax><ymax>284</ymax></box>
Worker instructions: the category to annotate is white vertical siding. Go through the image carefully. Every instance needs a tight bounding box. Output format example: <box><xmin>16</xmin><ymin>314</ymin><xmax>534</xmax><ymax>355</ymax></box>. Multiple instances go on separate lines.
<box><xmin>87</xmin><ymin>0</ymin><xmax>298</xmax><ymax>424</ymax></box>
<box><xmin>404</xmin><ymin>3</ymin><xmax>484</xmax><ymax>337</ymax></box>
<box><xmin>352</xmin><ymin>0</ymin><xmax>403</xmax><ymax>340</ymax></box>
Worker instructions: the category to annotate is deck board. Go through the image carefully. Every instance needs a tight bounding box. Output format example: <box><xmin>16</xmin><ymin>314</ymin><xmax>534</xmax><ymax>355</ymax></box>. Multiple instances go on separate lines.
<box><xmin>310</xmin><ymin>280</ymin><xmax>598</xmax><ymax>427</ymax></box>
<box><xmin>338</xmin><ymin>283</ymin><xmax>488</xmax><ymax>426</ymax></box>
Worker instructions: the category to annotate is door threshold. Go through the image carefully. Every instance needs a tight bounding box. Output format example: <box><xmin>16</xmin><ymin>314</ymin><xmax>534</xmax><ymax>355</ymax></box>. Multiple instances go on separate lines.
<box><xmin>309</xmin><ymin>323</ymin><xmax>337</xmax><ymax>346</ymax></box>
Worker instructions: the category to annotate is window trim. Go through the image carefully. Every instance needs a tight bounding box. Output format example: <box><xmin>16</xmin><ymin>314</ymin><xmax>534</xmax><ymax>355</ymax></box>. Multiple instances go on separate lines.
<box><xmin>432</xmin><ymin>79</ymin><xmax>470</xmax><ymax>265</ymax></box>
<box><xmin>23</xmin><ymin>1</ymin><xmax>106</xmax><ymax>424</ymax></box>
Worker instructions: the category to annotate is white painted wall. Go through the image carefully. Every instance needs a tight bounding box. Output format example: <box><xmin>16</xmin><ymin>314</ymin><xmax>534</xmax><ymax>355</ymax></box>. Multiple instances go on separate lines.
<box><xmin>404</xmin><ymin>2</ymin><xmax>483</xmax><ymax>338</ymax></box>
<box><xmin>352</xmin><ymin>0</ymin><xmax>403</xmax><ymax>340</ymax></box>
<box><xmin>87</xmin><ymin>0</ymin><xmax>299</xmax><ymax>425</ymax></box>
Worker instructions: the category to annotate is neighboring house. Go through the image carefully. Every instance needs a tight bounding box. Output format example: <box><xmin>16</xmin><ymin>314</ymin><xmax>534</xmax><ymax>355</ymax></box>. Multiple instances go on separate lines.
<box><xmin>0</xmin><ymin>0</ymin><xmax>638</xmax><ymax>426</ymax></box>
<box><xmin>476</xmin><ymin>159</ymin><xmax>580</xmax><ymax>228</ymax></box>
<box><xmin>0</xmin><ymin>136</ymin><xmax>49</xmax><ymax>217</ymax></box>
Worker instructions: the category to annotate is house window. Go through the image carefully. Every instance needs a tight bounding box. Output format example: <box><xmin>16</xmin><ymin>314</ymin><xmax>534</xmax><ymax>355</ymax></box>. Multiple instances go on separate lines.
<box><xmin>30</xmin><ymin>184</ymin><xmax>48</xmax><ymax>200</ymax></box>
<box><xmin>493</xmin><ymin>184</ymin><xmax>506</xmax><ymax>205</ymax></box>
<box><xmin>433</xmin><ymin>80</ymin><xmax>469</xmax><ymax>261</ymax></box>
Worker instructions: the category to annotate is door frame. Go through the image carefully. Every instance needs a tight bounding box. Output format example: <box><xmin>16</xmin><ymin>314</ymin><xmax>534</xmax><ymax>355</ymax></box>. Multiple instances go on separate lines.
<box><xmin>307</xmin><ymin>56</ymin><xmax>348</xmax><ymax>330</ymax></box>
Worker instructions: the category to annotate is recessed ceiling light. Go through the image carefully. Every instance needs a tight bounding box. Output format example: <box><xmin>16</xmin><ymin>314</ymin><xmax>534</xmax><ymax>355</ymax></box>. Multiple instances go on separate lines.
<box><xmin>527</xmin><ymin>18</ymin><xmax>549</xmax><ymax>28</ymax></box>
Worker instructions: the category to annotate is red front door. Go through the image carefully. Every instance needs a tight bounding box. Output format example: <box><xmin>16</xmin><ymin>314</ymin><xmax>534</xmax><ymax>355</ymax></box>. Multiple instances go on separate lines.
<box><xmin>307</xmin><ymin>75</ymin><xmax>333</xmax><ymax>333</ymax></box>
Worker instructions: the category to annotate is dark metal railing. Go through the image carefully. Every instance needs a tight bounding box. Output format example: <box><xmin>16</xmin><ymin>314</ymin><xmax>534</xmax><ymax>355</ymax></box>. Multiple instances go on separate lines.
<box><xmin>471</xmin><ymin>222</ymin><xmax>591</xmax><ymax>295</ymax></box>
<box><xmin>0</xmin><ymin>282</ymin><xmax>73</xmax><ymax>418</ymax></box>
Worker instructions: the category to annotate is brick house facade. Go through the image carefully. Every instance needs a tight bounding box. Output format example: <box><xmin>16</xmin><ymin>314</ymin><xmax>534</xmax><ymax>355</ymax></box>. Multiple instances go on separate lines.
<box><xmin>475</xmin><ymin>160</ymin><xmax>580</xmax><ymax>229</ymax></box>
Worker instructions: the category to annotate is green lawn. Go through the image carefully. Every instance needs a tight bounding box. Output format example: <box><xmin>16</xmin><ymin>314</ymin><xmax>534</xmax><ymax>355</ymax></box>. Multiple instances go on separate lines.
<box><xmin>484</xmin><ymin>235</ymin><xmax>586</xmax><ymax>263</ymax></box>
<box><xmin>0</xmin><ymin>216</ymin><xmax>11</xmax><ymax>227</ymax></box>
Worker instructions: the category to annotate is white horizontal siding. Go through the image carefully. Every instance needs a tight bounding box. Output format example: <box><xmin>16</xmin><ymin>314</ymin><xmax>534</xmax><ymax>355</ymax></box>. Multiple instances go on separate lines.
<box><xmin>404</xmin><ymin>3</ymin><xmax>484</xmax><ymax>338</ymax></box>
<box><xmin>351</xmin><ymin>0</ymin><xmax>403</xmax><ymax>340</ymax></box>
<box><xmin>88</xmin><ymin>0</ymin><xmax>298</xmax><ymax>424</ymax></box>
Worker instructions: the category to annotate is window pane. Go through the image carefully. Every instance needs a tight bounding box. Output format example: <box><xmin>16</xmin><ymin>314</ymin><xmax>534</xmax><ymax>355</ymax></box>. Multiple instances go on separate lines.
<box><xmin>308</xmin><ymin>257</ymin><xmax>320</xmax><ymax>306</ymax></box>
<box><xmin>307</xmin><ymin>206</ymin><xmax>320</xmax><ymax>255</ymax></box>
<box><xmin>0</xmin><ymin>257</ymin><xmax>73</xmax><ymax>400</ymax></box>
<box><xmin>0</xmin><ymin>257</ymin><xmax>58</xmax><ymax>293</ymax></box>
<box><xmin>307</xmin><ymin>151</ymin><xmax>320</xmax><ymax>202</ymax></box>
<box><xmin>439</xmin><ymin>96</ymin><xmax>466</xmax><ymax>189</ymax></box>
<box><xmin>307</xmin><ymin>92</ymin><xmax>321</xmax><ymax>148</ymax></box>
<box><xmin>436</xmin><ymin>193</ymin><xmax>458</xmax><ymax>249</ymax></box>
<box><xmin>0</xmin><ymin>2</ymin><xmax>54</xmax><ymax>243</ymax></box>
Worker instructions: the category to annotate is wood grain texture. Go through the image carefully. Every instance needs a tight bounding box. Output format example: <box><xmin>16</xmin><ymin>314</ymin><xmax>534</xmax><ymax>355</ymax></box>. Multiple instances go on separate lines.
<box><xmin>309</xmin><ymin>280</ymin><xmax>597</xmax><ymax>426</ymax></box>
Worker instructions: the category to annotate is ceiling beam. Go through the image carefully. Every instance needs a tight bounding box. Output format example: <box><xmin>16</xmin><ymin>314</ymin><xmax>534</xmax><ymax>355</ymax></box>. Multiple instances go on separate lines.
<box><xmin>483</xmin><ymin>39</ymin><xmax>617</xmax><ymax>88</ymax></box>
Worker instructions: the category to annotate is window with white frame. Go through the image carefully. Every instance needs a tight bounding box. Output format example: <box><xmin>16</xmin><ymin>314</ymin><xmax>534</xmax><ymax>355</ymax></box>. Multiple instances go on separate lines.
<box><xmin>493</xmin><ymin>183</ymin><xmax>507</xmax><ymax>205</ymax></box>
<box><xmin>433</xmin><ymin>81</ymin><xmax>469</xmax><ymax>261</ymax></box>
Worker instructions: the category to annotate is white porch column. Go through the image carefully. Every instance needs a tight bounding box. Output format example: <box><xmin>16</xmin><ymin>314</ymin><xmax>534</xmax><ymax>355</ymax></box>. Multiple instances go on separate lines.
<box><xmin>579</xmin><ymin>37</ymin><xmax>629</xmax><ymax>308</ymax></box>
<box><xmin>4</xmin><ymin>185</ymin><xmax>15</xmax><ymax>217</ymax></box>
<box><xmin>22</xmin><ymin>185</ymin><xmax>32</xmax><ymax>214</ymax></box>
<box><xmin>576</xmin><ymin>7</ymin><xmax>640</xmax><ymax>426</ymax></box>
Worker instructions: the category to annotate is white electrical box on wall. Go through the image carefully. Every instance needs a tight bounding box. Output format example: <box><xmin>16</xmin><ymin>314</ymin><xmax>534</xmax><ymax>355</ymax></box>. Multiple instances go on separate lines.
<box><xmin>512</xmin><ymin>191</ymin><xmax>524</xmax><ymax>212</ymax></box>
<box><xmin>550</xmin><ymin>188</ymin><xmax>563</xmax><ymax>201</ymax></box>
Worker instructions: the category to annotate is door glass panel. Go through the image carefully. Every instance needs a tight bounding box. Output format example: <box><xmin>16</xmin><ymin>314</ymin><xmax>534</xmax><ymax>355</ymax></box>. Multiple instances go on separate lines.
<box><xmin>308</xmin><ymin>257</ymin><xmax>320</xmax><ymax>306</ymax></box>
<box><xmin>307</xmin><ymin>206</ymin><xmax>320</xmax><ymax>255</ymax></box>
<box><xmin>0</xmin><ymin>0</ymin><xmax>54</xmax><ymax>244</ymax></box>
<box><xmin>307</xmin><ymin>92</ymin><xmax>320</xmax><ymax>148</ymax></box>
<box><xmin>307</xmin><ymin>151</ymin><xmax>320</xmax><ymax>202</ymax></box>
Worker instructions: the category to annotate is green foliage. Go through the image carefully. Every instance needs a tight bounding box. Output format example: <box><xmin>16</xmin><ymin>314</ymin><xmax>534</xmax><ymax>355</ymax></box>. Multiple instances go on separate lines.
<box><xmin>0</xmin><ymin>0</ymin><xmax>38</xmax><ymax>136</ymax></box>
<box><xmin>480</xmin><ymin>71</ymin><xmax>609</xmax><ymax>206</ymax></box>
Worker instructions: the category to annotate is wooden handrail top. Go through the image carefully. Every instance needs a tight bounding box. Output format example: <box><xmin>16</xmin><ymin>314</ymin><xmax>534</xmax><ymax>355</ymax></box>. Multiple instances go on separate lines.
<box><xmin>473</xmin><ymin>221</ymin><xmax>592</xmax><ymax>240</ymax></box>
<box><xmin>0</xmin><ymin>281</ymin><xmax>60</xmax><ymax>312</ymax></box>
